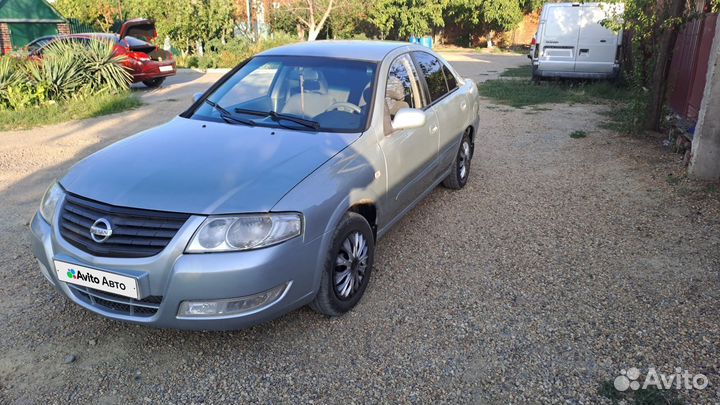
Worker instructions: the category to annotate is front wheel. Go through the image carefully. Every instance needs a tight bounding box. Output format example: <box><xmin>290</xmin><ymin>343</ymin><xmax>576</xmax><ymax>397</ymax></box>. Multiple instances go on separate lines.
<box><xmin>310</xmin><ymin>212</ymin><xmax>375</xmax><ymax>317</ymax></box>
<box><xmin>142</xmin><ymin>77</ymin><xmax>166</xmax><ymax>88</ymax></box>
<box><xmin>442</xmin><ymin>132</ymin><xmax>473</xmax><ymax>190</ymax></box>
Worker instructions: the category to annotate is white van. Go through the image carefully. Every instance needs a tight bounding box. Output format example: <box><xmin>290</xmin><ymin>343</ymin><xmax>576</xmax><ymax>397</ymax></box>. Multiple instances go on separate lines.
<box><xmin>529</xmin><ymin>2</ymin><xmax>624</xmax><ymax>79</ymax></box>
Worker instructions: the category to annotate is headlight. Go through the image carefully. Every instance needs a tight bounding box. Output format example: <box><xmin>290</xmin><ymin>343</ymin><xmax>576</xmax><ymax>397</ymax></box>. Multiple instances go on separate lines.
<box><xmin>39</xmin><ymin>182</ymin><xmax>64</xmax><ymax>223</ymax></box>
<box><xmin>186</xmin><ymin>213</ymin><xmax>302</xmax><ymax>253</ymax></box>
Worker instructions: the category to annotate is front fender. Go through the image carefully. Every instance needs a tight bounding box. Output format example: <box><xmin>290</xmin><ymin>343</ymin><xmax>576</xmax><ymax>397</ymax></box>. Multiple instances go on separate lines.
<box><xmin>271</xmin><ymin>133</ymin><xmax>385</xmax><ymax>291</ymax></box>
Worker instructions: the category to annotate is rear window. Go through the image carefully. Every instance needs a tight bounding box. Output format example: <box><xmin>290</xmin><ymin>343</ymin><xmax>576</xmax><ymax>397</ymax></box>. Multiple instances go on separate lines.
<box><xmin>124</xmin><ymin>36</ymin><xmax>153</xmax><ymax>47</ymax></box>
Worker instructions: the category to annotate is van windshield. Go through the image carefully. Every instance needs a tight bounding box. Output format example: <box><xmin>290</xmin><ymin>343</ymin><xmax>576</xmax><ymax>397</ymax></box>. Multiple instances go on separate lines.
<box><xmin>191</xmin><ymin>56</ymin><xmax>378</xmax><ymax>133</ymax></box>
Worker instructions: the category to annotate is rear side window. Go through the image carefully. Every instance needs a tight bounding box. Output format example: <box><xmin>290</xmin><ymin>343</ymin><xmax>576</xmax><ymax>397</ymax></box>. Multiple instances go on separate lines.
<box><xmin>443</xmin><ymin>65</ymin><xmax>458</xmax><ymax>91</ymax></box>
<box><xmin>413</xmin><ymin>52</ymin><xmax>449</xmax><ymax>102</ymax></box>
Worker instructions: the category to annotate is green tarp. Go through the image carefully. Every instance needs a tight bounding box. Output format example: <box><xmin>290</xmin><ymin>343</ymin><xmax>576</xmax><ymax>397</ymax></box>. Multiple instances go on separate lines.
<box><xmin>0</xmin><ymin>0</ymin><xmax>65</xmax><ymax>22</ymax></box>
<box><xmin>8</xmin><ymin>22</ymin><xmax>57</xmax><ymax>47</ymax></box>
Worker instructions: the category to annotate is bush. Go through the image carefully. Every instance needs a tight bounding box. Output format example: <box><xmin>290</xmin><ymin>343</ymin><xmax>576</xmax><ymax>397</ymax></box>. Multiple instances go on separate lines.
<box><xmin>0</xmin><ymin>39</ymin><xmax>131</xmax><ymax>111</ymax></box>
<box><xmin>175</xmin><ymin>33</ymin><xmax>297</xmax><ymax>69</ymax></box>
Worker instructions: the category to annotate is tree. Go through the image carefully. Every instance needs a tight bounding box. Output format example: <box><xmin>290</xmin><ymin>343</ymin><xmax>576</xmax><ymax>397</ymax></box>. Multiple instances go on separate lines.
<box><xmin>369</xmin><ymin>0</ymin><xmax>446</xmax><ymax>40</ymax></box>
<box><xmin>54</xmin><ymin>0</ymin><xmax>122</xmax><ymax>31</ymax></box>
<box><xmin>612</xmin><ymin>0</ymin><xmax>695</xmax><ymax>132</ymax></box>
<box><xmin>445</xmin><ymin>0</ymin><xmax>523</xmax><ymax>47</ymax></box>
<box><xmin>326</xmin><ymin>0</ymin><xmax>372</xmax><ymax>39</ymax></box>
<box><xmin>283</xmin><ymin>0</ymin><xmax>336</xmax><ymax>41</ymax></box>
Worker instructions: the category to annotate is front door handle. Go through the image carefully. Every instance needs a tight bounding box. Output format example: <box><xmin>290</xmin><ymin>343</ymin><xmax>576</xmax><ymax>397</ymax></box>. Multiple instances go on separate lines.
<box><xmin>430</xmin><ymin>125</ymin><xmax>438</xmax><ymax>134</ymax></box>
<box><xmin>460</xmin><ymin>101</ymin><xmax>467</xmax><ymax>111</ymax></box>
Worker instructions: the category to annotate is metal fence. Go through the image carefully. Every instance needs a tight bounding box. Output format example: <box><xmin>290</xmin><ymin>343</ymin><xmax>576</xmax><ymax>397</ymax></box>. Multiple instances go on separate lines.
<box><xmin>67</xmin><ymin>19</ymin><xmax>99</xmax><ymax>34</ymax></box>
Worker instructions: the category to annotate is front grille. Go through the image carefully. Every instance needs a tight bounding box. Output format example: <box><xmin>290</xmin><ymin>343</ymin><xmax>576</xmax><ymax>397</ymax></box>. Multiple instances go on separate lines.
<box><xmin>68</xmin><ymin>284</ymin><xmax>162</xmax><ymax>317</ymax></box>
<box><xmin>59</xmin><ymin>193</ymin><xmax>190</xmax><ymax>258</ymax></box>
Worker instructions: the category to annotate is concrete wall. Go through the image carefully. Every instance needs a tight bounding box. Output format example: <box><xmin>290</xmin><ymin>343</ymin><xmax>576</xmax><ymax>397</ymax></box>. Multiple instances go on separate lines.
<box><xmin>689</xmin><ymin>17</ymin><xmax>720</xmax><ymax>181</ymax></box>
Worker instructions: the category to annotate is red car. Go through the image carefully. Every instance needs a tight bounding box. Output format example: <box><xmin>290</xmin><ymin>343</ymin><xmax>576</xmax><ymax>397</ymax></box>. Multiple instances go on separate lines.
<box><xmin>26</xmin><ymin>19</ymin><xmax>176</xmax><ymax>88</ymax></box>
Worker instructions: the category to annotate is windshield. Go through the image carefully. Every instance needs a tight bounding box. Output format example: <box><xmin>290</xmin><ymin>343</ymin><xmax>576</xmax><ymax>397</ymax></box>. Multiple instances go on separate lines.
<box><xmin>191</xmin><ymin>56</ymin><xmax>377</xmax><ymax>132</ymax></box>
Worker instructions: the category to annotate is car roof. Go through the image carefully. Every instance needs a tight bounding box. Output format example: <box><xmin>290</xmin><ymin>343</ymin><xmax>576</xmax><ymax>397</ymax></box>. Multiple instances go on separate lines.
<box><xmin>259</xmin><ymin>40</ymin><xmax>421</xmax><ymax>62</ymax></box>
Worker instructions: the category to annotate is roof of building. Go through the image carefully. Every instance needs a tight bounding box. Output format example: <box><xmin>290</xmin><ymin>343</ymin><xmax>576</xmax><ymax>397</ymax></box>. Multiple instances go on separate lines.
<box><xmin>0</xmin><ymin>0</ymin><xmax>65</xmax><ymax>23</ymax></box>
<box><xmin>259</xmin><ymin>40</ymin><xmax>419</xmax><ymax>62</ymax></box>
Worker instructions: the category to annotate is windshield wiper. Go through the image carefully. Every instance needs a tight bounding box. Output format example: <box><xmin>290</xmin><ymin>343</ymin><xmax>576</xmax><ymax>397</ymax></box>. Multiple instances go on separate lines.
<box><xmin>234</xmin><ymin>108</ymin><xmax>320</xmax><ymax>130</ymax></box>
<box><xmin>204</xmin><ymin>100</ymin><xmax>255</xmax><ymax>126</ymax></box>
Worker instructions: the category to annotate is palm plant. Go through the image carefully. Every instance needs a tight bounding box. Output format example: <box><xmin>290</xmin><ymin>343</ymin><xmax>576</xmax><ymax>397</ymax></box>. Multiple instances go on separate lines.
<box><xmin>0</xmin><ymin>57</ymin><xmax>23</xmax><ymax>108</ymax></box>
<box><xmin>78</xmin><ymin>39</ymin><xmax>132</xmax><ymax>93</ymax></box>
<box><xmin>25</xmin><ymin>41</ymin><xmax>86</xmax><ymax>101</ymax></box>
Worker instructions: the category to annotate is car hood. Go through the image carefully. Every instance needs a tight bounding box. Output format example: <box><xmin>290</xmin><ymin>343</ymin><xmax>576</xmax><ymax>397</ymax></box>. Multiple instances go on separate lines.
<box><xmin>60</xmin><ymin>117</ymin><xmax>361</xmax><ymax>214</ymax></box>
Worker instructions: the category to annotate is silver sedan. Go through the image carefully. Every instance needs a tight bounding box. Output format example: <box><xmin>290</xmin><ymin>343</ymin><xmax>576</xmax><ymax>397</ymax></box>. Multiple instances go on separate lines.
<box><xmin>30</xmin><ymin>40</ymin><xmax>480</xmax><ymax>330</ymax></box>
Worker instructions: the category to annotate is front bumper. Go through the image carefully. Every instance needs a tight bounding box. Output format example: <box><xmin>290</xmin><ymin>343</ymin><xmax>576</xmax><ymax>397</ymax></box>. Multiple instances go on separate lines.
<box><xmin>30</xmin><ymin>209</ymin><xmax>323</xmax><ymax>330</ymax></box>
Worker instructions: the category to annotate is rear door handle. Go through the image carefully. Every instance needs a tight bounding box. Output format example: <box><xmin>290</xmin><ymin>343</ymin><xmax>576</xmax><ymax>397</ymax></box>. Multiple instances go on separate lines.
<box><xmin>580</xmin><ymin>49</ymin><xmax>589</xmax><ymax>54</ymax></box>
<box><xmin>460</xmin><ymin>101</ymin><xmax>467</xmax><ymax>111</ymax></box>
<box><xmin>430</xmin><ymin>125</ymin><xmax>438</xmax><ymax>134</ymax></box>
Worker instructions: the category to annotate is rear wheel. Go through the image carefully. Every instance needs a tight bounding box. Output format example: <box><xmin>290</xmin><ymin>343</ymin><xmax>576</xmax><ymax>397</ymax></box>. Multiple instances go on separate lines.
<box><xmin>442</xmin><ymin>132</ymin><xmax>473</xmax><ymax>190</ymax></box>
<box><xmin>142</xmin><ymin>77</ymin><xmax>165</xmax><ymax>88</ymax></box>
<box><xmin>310</xmin><ymin>212</ymin><xmax>375</xmax><ymax>317</ymax></box>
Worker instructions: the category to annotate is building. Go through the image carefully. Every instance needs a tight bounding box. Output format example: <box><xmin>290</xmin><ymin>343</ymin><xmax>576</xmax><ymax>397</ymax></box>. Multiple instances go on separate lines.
<box><xmin>0</xmin><ymin>0</ymin><xmax>68</xmax><ymax>54</ymax></box>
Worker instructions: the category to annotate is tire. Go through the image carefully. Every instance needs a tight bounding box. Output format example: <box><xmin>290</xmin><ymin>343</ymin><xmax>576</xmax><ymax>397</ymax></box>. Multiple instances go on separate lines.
<box><xmin>531</xmin><ymin>65</ymin><xmax>541</xmax><ymax>83</ymax></box>
<box><xmin>142</xmin><ymin>77</ymin><xmax>166</xmax><ymax>88</ymax></box>
<box><xmin>310</xmin><ymin>212</ymin><xmax>375</xmax><ymax>317</ymax></box>
<box><xmin>442</xmin><ymin>132</ymin><xmax>473</xmax><ymax>190</ymax></box>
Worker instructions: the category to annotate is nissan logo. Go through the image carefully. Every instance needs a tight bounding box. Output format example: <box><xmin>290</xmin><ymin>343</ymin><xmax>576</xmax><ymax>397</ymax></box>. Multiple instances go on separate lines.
<box><xmin>89</xmin><ymin>218</ymin><xmax>113</xmax><ymax>243</ymax></box>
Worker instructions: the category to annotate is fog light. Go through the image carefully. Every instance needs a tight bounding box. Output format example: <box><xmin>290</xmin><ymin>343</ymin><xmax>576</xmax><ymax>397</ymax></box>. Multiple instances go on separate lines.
<box><xmin>37</xmin><ymin>259</ymin><xmax>55</xmax><ymax>285</ymax></box>
<box><xmin>177</xmin><ymin>282</ymin><xmax>290</xmax><ymax>318</ymax></box>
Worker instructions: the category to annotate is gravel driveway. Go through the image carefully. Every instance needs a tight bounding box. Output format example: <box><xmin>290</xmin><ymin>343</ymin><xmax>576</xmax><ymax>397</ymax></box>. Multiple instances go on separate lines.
<box><xmin>1</xmin><ymin>53</ymin><xmax>718</xmax><ymax>405</ymax></box>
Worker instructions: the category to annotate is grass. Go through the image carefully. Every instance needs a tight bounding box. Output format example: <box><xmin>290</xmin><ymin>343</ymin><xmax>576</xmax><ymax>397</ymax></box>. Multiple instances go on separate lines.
<box><xmin>570</xmin><ymin>130</ymin><xmax>588</xmax><ymax>139</ymax></box>
<box><xmin>0</xmin><ymin>92</ymin><xmax>142</xmax><ymax>131</ymax></box>
<box><xmin>478</xmin><ymin>77</ymin><xmax>630</xmax><ymax>108</ymax></box>
<box><xmin>500</xmin><ymin>64</ymin><xmax>533</xmax><ymax>78</ymax></box>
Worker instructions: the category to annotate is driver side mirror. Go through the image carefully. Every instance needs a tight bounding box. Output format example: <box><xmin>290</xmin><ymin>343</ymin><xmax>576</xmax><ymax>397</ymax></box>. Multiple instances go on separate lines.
<box><xmin>192</xmin><ymin>92</ymin><xmax>203</xmax><ymax>102</ymax></box>
<box><xmin>391</xmin><ymin>108</ymin><xmax>426</xmax><ymax>131</ymax></box>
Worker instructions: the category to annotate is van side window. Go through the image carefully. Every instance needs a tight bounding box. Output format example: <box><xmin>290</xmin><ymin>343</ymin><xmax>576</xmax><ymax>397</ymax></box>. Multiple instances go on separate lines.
<box><xmin>443</xmin><ymin>65</ymin><xmax>458</xmax><ymax>91</ymax></box>
<box><xmin>413</xmin><ymin>52</ymin><xmax>449</xmax><ymax>102</ymax></box>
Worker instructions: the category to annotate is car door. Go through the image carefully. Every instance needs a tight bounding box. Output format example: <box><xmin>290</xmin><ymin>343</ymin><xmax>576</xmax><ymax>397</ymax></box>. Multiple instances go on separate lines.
<box><xmin>539</xmin><ymin>4</ymin><xmax>582</xmax><ymax>73</ymax></box>
<box><xmin>378</xmin><ymin>53</ymin><xmax>440</xmax><ymax>221</ymax></box>
<box><xmin>412</xmin><ymin>51</ymin><xmax>467</xmax><ymax>174</ymax></box>
<box><xmin>575</xmin><ymin>4</ymin><xmax>623</xmax><ymax>74</ymax></box>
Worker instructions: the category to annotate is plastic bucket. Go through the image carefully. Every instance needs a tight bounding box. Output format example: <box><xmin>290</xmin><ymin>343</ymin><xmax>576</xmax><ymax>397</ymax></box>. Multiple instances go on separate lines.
<box><xmin>419</xmin><ymin>36</ymin><xmax>433</xmax><ymax>49</ymax></box>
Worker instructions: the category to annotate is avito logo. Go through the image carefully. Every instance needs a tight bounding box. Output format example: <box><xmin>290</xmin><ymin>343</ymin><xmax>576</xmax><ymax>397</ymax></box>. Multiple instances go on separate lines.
<box><xmin>67</xmin><ymin>268</ymin><xmax>128</xmax><ymax>292</ymax></box>
<box><xmin>74</xmin><ymin>270</ymin><xmax>101</xmax><ymax>284</ymax></box>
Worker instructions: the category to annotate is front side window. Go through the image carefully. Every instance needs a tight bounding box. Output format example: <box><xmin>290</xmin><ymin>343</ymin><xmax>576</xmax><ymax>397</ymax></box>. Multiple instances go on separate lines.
<box><xmin>413</xmin><ymin>52</ymin><xmax>449</xmax><ymax>102</ymax></box>
<box><xmin>191</xmin><ymin>55</ymin><xmax>377</xmax><ymax>133</ymax></box>
<box><xmin>386</xmin><ymin>54</ymin><xmax>424</xmax><ymax>120</ymax></box>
